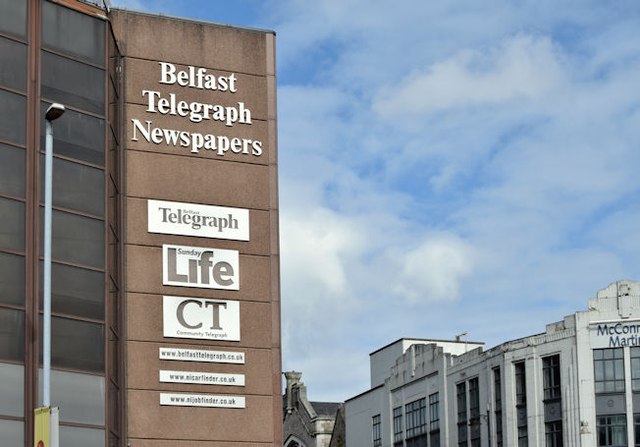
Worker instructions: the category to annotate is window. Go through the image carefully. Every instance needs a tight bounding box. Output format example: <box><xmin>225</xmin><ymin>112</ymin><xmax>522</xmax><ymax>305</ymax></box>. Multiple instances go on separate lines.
<box><xmin>0</xmin><ymin>89</ymin><xmax>26</xmax><ymax>145</ymax></box>
<box><xmin>42</xmin><ymin>0</ymin><xmax>105</xmax><ymax>65</ymax></box>
<box><xmin>429</xmin><ymin>392</ymin><xmax>440</xmax><ymax>447</ymax></box>
<box><xmin>393</xmin><ymin>406</ymin><xmax>403</xmax><ymax>446</ymax></box>
<box><xmin>0</xmin><ymin>307</ymin><xmax>24</xmax><ymax>362</ymax></box>
<box><xmin>494</xmin><ymin>367</ymin><xmax>503</xmax><ymax>447</ymax></box>
<box><xmin>597</xmin><ymin>415</ymin><xmax>626</xmax><ymax>447</ymax></box>
<box><xmin>0</xmin><ymin>144</ymin><xmax>25</xmax><ymax>198</ymax></box>
<box><xmin>39</xmin><ymin>102</ymin><xmax>105</xmax><ymax>166</ymax></box>
<box><xmin>518</xmin><ymin>425</ymin><xmax>528</xmax><ymax>447</ymax></box>
<box><xmin>634</xmin><ymin>414</ymin><xmax>640</xmax><ymax>447</ymax></box>
<box><xmin>0</xmin><ymin>252</ymin><xmax>24</xmax><ymax>307</ymax></box>
<box><xmin>515</xmin><ymin>361</ymin><xmax>526</xmax><ymax>406</ymax></box>
<box><xmin>405</xmin><ymin>398</ymin><xmax>427</xmax><ymax>439</ymax></box>
<box><xmin>373</xmin><ymin>414</ymin><xmax>381</xmax><ymax>447</ymax></box>
<box><xmin>39</xmin><ymin>155</ymin><xmax>105</xmax><ymax>217</ymax></box>
<box><xmin>545</xmin><ymin>421</ymin><xmax>563</xmax><ymax>447</ymax></box>
<box><xmin>0</xmin><ymin>37</ymin><xmax>27</xmax><ymax>91</ymax></box>
<box><xmin>631</xmin><ymin>348</ymin><xmax>640</xmax><ymax>391</ymax></box>
<box><xmin>0</xmin><ymin>0</ymin><xmax>27</xmax><ymax>38</ymax></box>
<box><xmin>40</xmin><ymin>50</ymin><xmax>105</xmax><ymax>115</ymax></box>
<box><xmin>594</xmin><ymin>348</ymin><xmax>625</xmax><ymax>393</ymax></box>
<box><xmin>515</xmin><ymin>362</ymin><xmax>527</xmax><ymax>446</ymax></box>
<box><xmin>468</xmin><ymin>378</ymin><xmax>480</xmax><ymax>446</ymax></box>
<box><xmin>543</xmin><ymin>355</ymin><xmax>561</xmax><ymax>400</ymax></box>
<box><xmin>0</xmin><ymin>197</ymin><xmax>24</xmax><ymax>251</ymax></box>
<box><xmin>457</xmin><ymin>382</ymin><xmax>467</xmax><ymax>447</ymax></box>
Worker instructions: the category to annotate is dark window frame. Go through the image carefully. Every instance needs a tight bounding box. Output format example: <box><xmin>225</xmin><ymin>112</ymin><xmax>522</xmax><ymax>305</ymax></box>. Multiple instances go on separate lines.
<box><xmin>594</xmin><ymin>348</ymin><xmax>625</xmax><ymax>394</ymax></box>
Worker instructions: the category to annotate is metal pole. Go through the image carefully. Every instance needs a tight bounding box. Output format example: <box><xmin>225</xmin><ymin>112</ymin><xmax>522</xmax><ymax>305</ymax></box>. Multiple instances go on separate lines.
<box><xmin>43</xmin><ymin>119</ymin><xmax>53</xmax><ymax>407</ymax></box>
<box><xmin>43</xmin><ymin>103</ymin><xmax>64</xmax><ymax>407</ymax></box>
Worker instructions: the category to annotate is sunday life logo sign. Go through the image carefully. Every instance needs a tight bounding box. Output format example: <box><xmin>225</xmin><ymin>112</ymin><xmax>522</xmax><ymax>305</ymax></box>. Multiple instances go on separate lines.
<box><xmin>148</xmin><ymin>199</ymin><xmax>249</xmax><ymax>241</ymax></box>
<box><xmin>163</xmin><ymin>295</ymin><xmax>240</xmax><ymax>341</ymax></box>
<box><xmin>163</xmin><ymin>244</ymin><xmax>239</xmax><ymax>290</ymax></box>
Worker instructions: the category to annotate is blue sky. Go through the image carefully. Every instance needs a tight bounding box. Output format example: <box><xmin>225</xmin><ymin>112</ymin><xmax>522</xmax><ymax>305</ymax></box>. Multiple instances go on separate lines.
<box><xmin>111</xmin><ymin>0</ymin><xmax>640</xmax><ymax>402</ymax></box>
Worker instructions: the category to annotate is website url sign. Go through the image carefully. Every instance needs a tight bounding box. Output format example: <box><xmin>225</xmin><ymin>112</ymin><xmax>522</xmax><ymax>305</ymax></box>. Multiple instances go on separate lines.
<box><xmin>160</xmin><ymin>370</ymin><xmax>245</xmax><ymax>386</ymax></box>
<box><xmin>160</xmin><ymin>392</ymin><xmax>245</xmax><ymax>408</ymax></box>
<box><xmin>159</xmin><ymin>347</ymin><xmax>245</xmax><ymax>364</ymax></box>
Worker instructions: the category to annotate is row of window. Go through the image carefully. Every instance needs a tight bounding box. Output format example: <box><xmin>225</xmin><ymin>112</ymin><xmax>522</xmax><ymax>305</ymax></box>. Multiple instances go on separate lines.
<box><xmin>0</xmin><ymin>0</ymin><xmax>114</xmax><ymax>446</ymax></box>
<box><xmin>386</xmin><ymin>393</ymin><xmax>441</xmax><ymax>447</ymax></box>
<box><xmin>592</xmin><ymin>347</ymin><xmax>640</xmax><ymax>393</ymax></box>
<box><xmin>370</xmin><ymin>346</ymin><xmax>640</xmax><ymax>447</ymax></box>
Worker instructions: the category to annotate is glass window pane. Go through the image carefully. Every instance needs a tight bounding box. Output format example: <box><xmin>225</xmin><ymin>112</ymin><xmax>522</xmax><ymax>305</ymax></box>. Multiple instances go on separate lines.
<box><xmin>0</xmin><ymin>307</ymin><xmax>24</xmax><ymax>362</ymax></box>
<box><xmin>0</xmin><ymin>0</ymin><xmax>26</xmax><ymax>38</ymax></box>
<box><xmin>60</xmin><ymin>425</ymin><xmax>104</xmax><ymax>447</ymax></box>
<box><xmin>615</xmin><ymin>359</ymin><xmax>624</xmax><ymax>379</ymax></box>
<box><xmin>40</xmin><ymin>261</ymin><xmax>104</xmax><ymax>320</ymax></box>
<box><xmin>0</xmin><ymin>362</ymin><xmax>24</xmax><ymax>417</ymax></box>
<box><xmin>0</xmin><ymin>37</ymin><xmax>27</xmax><ymax>91</ymax></box>
<box><xmin>49</xmin><ymin>317</ymin><xmax>104</xmax><ymax>372</ymax></box>
<box><xmin>41</xmin><ymin>51</ymin><xmax>105</xmax><ymax>115</ymax></box>
<box><xmin>40</xmin><ymin>102</ymin><xmax>104</xmax><ymax>166</ymax></box>
<box><xmin>0</xmin><ymin>144</ymin><xmax>25</xmax><ymax>197</ymax></box>
<box><xmin>0</xmin><ymin>197</ymin><xmax>24</xmax><ymax>251</ymax></box>
<box><xmin>0</xmin><ymin>252</ymin><xmax>24</xmax><ymax>307</ymax></box>
<box><xmin>0</xmin><ymin>419</ymin><xmax>24</xmax><ymax>447</ymax></box>
<box><xmin>40</xmin><ymin>155</ymin><xmax>104</xmax><ymax>217</ymax></box>
<box><xmin>42</xmin><ymin>1</ymin><xmax>105</xmax><ymax>66</ymax></box>
<box><xmin>40</xmin><ymin>208</ymin><xmax>104</xmax><ymax>268</ymax></box>
<box><xmin>0</xmin><ymin>89</ymin><xmax>26</xmax><ymax>145</ymax></box>
<box><xmin>39</xmin><ymin>369</ymin><xmax>105</xmax><ymax>425</ymax></box>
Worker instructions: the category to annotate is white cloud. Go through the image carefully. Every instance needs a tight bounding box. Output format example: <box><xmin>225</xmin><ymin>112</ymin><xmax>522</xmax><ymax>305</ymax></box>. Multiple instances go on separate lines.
<box><xmin>280</xmin><ymin>207</ymin><xmax>364</xmax><ymax>298</ymax></box>
<box><xmin>392</xmin><ymin>234</ymin><xmax>474</xmax><ymax>302</ymax></box>
<box><xmin>374</xmin><ymin>34</ymin><xmax>565</xmax><ymax>117</ymax></box>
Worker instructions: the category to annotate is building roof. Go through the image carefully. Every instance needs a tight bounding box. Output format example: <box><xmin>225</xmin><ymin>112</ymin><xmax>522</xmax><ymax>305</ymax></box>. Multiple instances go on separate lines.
<box><xmin>109</xmin><ymin>6</ymin><xmax>275</xmax><ymax>35</ymax></box>
<box><xmin>311</xmin><ymin>401</ymin><xmax>341</xmax><ymax>416</ymax></box>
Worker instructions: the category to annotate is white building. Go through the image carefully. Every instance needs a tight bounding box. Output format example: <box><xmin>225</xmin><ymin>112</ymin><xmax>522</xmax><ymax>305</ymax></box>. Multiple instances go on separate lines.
<box><xmin>345</xmin><ymin>280</ymin><xmax>640</xmax><ymax>447</ymax></box>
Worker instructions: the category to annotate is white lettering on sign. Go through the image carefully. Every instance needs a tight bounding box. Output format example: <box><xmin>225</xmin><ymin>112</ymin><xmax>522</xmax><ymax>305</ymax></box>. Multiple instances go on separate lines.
<box><xmin>129</xmin><ymin>61</ymin><xmax>264</xmax><ymax>158</ymax></box>
<box><xmin>159</xmin><ymin>347</ymin><xmax>245</xmax><ymax>364</ymax></box>
<box><xmin>142</xmin><ymin>90</ymin><xmax>251</xmax><ymax>126</ymax></box>
<box><xmin>131</xmin><ymin>119</ymin><xmax>262</xmax><ymax>156</ymax></box>
<box><xmin>160</xmin><ymin>392</ymin><xmax>245</xmax><ymax>409</ymax></box>
<box><xmin>163</xmin><ymin>296</ymin><xmax>240</xmax><ymax>341</ymax></box>
<box><xmin>159</xmin><ymin>370</ymin><xmax>245</xmax><ymax>386</ymax></box>
<box><xmin>163</xmin><ymin>244</ymin><xmax>239</xmax><ymax>290</ymax></box>
<box><xmin>148</xmin><ymin>200</ymin><xmax>249</xmax><ymax>241</ymax></box>
<box><xmin>590</xmin><ymin>320</ymin><xmax>640</xmax><ymax>348</ymax></box>
<box><xmin>159</xmin><ymin>62</ymin><xmax>238</xmax><ymax>92</ymax></box>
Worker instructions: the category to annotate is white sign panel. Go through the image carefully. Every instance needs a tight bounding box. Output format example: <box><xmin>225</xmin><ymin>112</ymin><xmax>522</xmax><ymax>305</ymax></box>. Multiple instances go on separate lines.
<box><xmin>163</xmin><ymin>244</ymin><xmax>239</xmax><ymax>290</ymax></box>
<box><xmin>590</xmin><ymin>320</ymin><xmax>640</xmax><ymax>348</ymax></box>
<box><xmin>159</xmin><ymin>347</ymin><xmax>245</xmax><ymax>364</ymax></box>
<box><xmin>163</xmin><ymin>296</ymin><xmax>240</xmax><ymax>341</ymax></box>
<box><xmin>159</xmin><ymin>370</ymin><xmax>245</xmax><ymax>386</ymax></box>
<box><xmin>160</xmin><ymin>392</ymin><xmax>245</xmax><ymax>409</ymax></box>
<box><xmin>148</xmin><ymin>199</ymin><xmax>250</xmax><ymax>241</ymax></box>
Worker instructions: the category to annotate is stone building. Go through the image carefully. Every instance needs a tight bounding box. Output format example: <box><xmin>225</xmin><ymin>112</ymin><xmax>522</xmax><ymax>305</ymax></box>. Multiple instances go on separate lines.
<box><xmin>284</xmin><ymin>371</ymin><xmax>344</xmax><ymax>447</ymax></box>
<box><xmin>346</xmin><ymin>280</ymin><xmax>640</xmax><ymax>447</ymax></box>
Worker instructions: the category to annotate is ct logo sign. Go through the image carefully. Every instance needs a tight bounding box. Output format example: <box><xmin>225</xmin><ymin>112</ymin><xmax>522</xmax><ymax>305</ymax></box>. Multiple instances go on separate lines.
<box><xmin>163</xmin><ymin>296</ymin><xmax>240</xmax><ymax>341</ymax></box>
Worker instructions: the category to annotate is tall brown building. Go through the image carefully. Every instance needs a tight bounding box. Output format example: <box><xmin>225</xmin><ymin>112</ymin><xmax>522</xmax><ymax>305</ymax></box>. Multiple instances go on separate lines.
<box><xmin>0</xmin><ymin>1</ymin><xmax>281</xmax><ymax>446</ymax></box>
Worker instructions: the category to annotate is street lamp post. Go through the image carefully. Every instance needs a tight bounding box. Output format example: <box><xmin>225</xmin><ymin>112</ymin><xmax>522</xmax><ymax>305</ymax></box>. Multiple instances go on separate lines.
<box><xmin>43</xmin><ymin>103</ymin><xmax>65</xmax><ymax>407</ymax></box>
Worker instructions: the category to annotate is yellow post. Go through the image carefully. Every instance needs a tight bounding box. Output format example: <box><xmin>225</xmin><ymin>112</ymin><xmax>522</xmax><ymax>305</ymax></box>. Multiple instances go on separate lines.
<box><xmin>34</xmin><ymin>406</ymin><xmax>50</xmax><ymax>447</ymax></box>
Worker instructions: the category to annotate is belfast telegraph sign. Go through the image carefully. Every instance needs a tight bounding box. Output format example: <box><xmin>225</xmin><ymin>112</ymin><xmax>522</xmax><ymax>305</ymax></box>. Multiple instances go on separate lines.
<box><xmin>112</xmin><ymin>8</ymin><xmax>280</xmax><ymax>447</ymax></box>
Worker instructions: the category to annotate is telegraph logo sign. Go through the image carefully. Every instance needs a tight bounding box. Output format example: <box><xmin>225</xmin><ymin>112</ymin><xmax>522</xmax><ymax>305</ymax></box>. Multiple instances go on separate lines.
<box><xmin>163</xmin><ymin>244</ymin><xmax>239</xmax><ymax>290</ymax></box>
<box><xmin>163</xmin><ymin>296</ymin><xmax>240</xmax><ymax>341</ymax></box>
